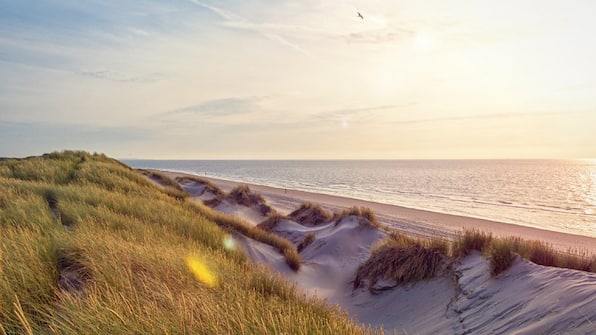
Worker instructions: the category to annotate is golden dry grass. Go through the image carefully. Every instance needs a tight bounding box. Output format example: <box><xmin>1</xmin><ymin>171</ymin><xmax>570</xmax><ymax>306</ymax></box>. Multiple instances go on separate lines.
<box><xmin>0</xmin><ymin>151</ymin><xmax>377</xmax><ymax>334</ymax></box>
<box><xmin>289</xmin><ymin>202</ymin><xmax>334</xmax><ymax>226</ymax></box>
<box><xmin>226</xmin><ymin>185</ymin><xmax>275</xmax><ymax>216</ymax></box>
<box><xmin>354</xmin><ymin>244</ymin><xmax>450</xmax><ymax>294</ymax></box>
<box><xmin>334</xmin><ymin>206</ymin><xmax>380</xmax><ymax>228</ymax></box>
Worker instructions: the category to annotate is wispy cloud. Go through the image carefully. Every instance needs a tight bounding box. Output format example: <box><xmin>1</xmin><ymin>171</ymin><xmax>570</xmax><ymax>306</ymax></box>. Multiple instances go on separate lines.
<box><xmin>315</xmin><ymin>105</ymin><xmax>398</xmax><ymax>120</ymax></box>
<box><xmin>344</xmin><ymin>29</ymin><xmax>414</xmax><ymax>44</ymax></box>
<box><xmin>168</xmin><ymin>95</ymin><xmax>272</xmax><ymax>117</ymax></box>
<box><xmin>77</xmin><ymin>70</ymin><xmax>164</xmax><ymax>83</ymax></box>
<box><xmin>188</xmin><ymin>0</ymin><xmax>311</xmax><ymax>56</ymax></box>
<box><xmin>389</xmin><ymin>111</ymin><xmax>580</xmax><ymax>125</ymax></box>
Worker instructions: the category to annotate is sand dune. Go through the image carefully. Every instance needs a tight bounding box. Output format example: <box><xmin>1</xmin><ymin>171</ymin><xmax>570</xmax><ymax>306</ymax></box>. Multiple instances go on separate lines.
<box><xmin>153</xmin><ymin>170</ymin><xmax>596</xmax><ymax>334</ymax></box>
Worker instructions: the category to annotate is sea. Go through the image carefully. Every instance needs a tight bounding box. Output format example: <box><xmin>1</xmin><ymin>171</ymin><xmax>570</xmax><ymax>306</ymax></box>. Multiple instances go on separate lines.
<box><xmin>122</xmin><ymin>159</ymin><xmax>596</xmax><ymax>238</ymax></box>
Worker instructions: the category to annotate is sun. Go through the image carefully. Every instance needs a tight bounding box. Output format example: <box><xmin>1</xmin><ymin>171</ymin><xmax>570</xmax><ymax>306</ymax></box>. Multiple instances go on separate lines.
<box><xmin>414</xmin><ymin>32</ymin><xmax>434</xmax><ymax>52</ymax></box>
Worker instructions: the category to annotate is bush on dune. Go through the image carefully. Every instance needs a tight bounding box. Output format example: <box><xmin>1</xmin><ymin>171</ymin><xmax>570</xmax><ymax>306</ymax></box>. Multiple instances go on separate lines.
<box><xmin>334</xmin><ymin>206</ymin><xmax>380</xmax><ymax>228</ymax></box>
<box><xmin>226</xmin><ymin>185</ymin><xmax>274</xmax><ymax>215</ymax></box>
<box><xmin>453</xmin><ymin>229</ymin><xmax>596</xmax><ymax>276</ymax></box>
<box><xmin>354</xmin><ymin>244</ymin><xmax>450</xmax><ymax>294</ymax></box>
<box><xmin>257</xmin><ymin>213</ymin><xmax>290</xmax><ymax>232</ymax></box>
<box><xmin>297</xmin><ymin>232</ymin><xmax>316</xmax><ymax>253</ymax></box>
<box><xmin>289</xmin><ymin>202</ymin><xmax>333</xmax><ymax>226</ymax></box>
<box><xmin>453</xmin><ymin>229</ymin><xmax>493</xmax><ymax>257</ymax></box>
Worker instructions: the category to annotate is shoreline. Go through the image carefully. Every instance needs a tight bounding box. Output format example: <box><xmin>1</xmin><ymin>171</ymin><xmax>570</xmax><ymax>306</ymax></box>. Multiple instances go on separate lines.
<box><xmin>156</xmin><ymin>170</ymin><xmax>596</xmax><ymax>253</ymax></box>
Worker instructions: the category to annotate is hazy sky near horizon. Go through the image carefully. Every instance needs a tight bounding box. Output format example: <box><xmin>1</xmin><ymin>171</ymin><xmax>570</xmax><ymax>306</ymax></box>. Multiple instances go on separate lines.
<box><xmin>1</xmin><ymin>0</ymin><xmax>595</xmax><ymax>159</ymax></box>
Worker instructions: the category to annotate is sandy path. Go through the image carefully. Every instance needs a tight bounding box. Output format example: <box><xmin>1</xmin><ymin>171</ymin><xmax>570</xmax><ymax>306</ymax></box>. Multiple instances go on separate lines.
<box><xmin>157</xmin><ymin>171</ymin><xmax>596</xmax><ymax>253</ymax></box>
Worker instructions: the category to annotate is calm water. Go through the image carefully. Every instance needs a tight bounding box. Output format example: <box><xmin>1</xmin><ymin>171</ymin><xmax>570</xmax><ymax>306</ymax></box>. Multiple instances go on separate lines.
<box><xmin>122</xmin><ymin>159</ymin><xmax>596</xmax><ymax>238</ymax></box>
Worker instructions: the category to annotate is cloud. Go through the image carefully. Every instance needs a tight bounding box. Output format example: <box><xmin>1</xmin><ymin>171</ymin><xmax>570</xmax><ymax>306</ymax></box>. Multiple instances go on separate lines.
<box><xmin>187</xmin><ymin>0</ymin><xmax>311</xmax><ymax>56</ymax></box>
<box><xmin>169</xmin><ymin>95</ymin><xmax>272</xmax><ymax>118</ymax></box>
<box><xmin>317</xmin><ymin>104</ymin><xmax>396</xmax><ymax>118</ymax></box>
<box><xmin>344</xmin><ymin>29</ymin><xmax>414</xmax><ymax>44</ymax></box>
<box><xmin>77</xmin><ymin>70</ymin><xmax>164</xmax><ymax>83</ymax></box>
<box><xmin>388</xmin><ymin>111</ymin><xmax>579</xmax><ymax>125</ymax></box>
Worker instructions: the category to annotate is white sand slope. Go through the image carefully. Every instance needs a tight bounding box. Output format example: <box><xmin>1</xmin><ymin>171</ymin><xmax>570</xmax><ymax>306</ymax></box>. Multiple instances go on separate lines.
<box><xmin>177</xmin><ymin>178</ymin><xmax>220</xmax><ymax>201</ymax></box>
<box><xmin>450</xmin><ymin>252</ymin><xmax>596</xmax><ymax>334</ymax></box>
<box><xmin>231</xmin><ymin>200</ymin><xmax>596</xmax><ymax>334</ymax></box>
<box><xmin>213</xmin><ymin>200</ymin><xmax>267</xmax><ymax>226</ymax></box>
<box><xmin>153</xmin><ymin>171</ymin><xmax>596</xmax><ymax>334</ymax></box>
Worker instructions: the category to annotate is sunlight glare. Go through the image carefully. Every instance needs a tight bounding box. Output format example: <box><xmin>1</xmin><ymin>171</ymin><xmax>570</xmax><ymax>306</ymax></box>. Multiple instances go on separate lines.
<box><xmin>223</xmin><ymin>235</ymin><xmax>236</xmax><ymax>251</ymax></box>
<box><xmin>185</xmin><ymin>255</ymin><xmax>218</xmax><ymax>288</ymax></box>
<box><xmin>414</xmin><ymin>32</ymin><xmax>434</xmax><ymax>52</ymax></box>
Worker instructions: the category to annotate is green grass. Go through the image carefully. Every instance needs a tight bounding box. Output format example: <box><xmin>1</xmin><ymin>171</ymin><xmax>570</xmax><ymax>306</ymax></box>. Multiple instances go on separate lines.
<box><xmin>0</xmin><ymin>151</ymin><xmax>377</xmax><ymax>334</ymax></box>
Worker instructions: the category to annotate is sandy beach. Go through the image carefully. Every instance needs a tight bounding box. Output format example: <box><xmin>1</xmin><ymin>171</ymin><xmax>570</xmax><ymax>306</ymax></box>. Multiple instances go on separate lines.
<box><xmin>157</xmin><ymin>170</ymin><xmax>596</xmax><ymax>253</ymax></box>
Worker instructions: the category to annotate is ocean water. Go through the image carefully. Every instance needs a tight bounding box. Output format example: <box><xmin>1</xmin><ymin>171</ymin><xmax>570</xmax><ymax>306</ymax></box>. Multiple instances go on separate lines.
<box><xmin>122</xmin><ymin>159</ymin><xmax>596</xmax><ymax>238</ymax></box>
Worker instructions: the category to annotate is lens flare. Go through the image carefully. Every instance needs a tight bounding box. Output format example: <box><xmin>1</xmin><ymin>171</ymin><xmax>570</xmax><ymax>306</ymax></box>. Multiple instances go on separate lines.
<box><xmin>185</xmin><ymin>255</ymin><xmax>217</xmax><ymax>288</ymax></box>
<box><xmin>223</xmin><ymin>235</ymin><xmax>236</xmax><ymax>251</ymax></box>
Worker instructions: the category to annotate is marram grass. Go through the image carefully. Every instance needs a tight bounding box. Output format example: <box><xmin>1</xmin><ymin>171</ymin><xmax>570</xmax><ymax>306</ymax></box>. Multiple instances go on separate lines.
<box><xmin>0</xmin><ymin>151</ymin><xmax>379</xmax><ymax>335</ymax></box>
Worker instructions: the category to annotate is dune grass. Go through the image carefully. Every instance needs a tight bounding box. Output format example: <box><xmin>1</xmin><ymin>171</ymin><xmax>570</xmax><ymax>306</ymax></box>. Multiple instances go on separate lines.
<box><xmin>138</xmin><ymin>169</ymin><xmax>189</xmax><ymax>201</ymax></box>
<box><xmin>297</xmin><ymin>232</ymin><xmax>316</xmax><ymax>253</ymax></box>
<box><xmin>174</xmin><ymin>175</ymin><xmax>225</xmax><ymax>198</ymax></box>
<box><xmin>354</xmin><ymin>243</ymin><xmax>450</xmax><ymax>294</ymax></box>
<box><xmin>289</xmin><ymin>202</ymin><xmax>334</xmax><ymax>226</ymax></box>
<box><xmin>192</xmin><ymin>205</ymin><xmax>301</xmax><ymax>271</ymax></box>
<box><xmin>334</xmin><ymin>206</ymin><xmax>380</xmax><ymax>228</ymax></box>
<box><xmin>0</xmin><ymin>151</ymin><xmax>376</xmax><ymax>334</ymax></box>
<box><xmin>138</xmin><ymin>171</ymin><xmax>300</xmax><ymax>270</ymax></box>
<box><xmin>226</xmin><ymin>185</ymin><xmax>274</xmax><ymax>216</ymax></box>
<box><xmin>358</xmin><ymin>226</ymin><xmax>596</xmax><ymax>287</ymax></box>
<box><xmin>257</xmin><ymin>213</ymin><xmax>289</xmax><ymax>232</ymax></box>
<box><xmin>453</xmin><ymin>229</ymin><xmax>596</xmax><ymax>275</ymax></box>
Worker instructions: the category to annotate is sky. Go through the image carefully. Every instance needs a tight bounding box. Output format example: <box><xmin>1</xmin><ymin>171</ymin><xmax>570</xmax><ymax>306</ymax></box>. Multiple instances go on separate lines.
<box><xmin>1</xmin><ymin>0</ymin><xmax>595</xmax><ymax>159</ymax></box>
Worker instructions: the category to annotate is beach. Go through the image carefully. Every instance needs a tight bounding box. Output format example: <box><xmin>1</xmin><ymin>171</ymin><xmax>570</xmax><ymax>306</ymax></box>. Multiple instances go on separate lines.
<box><xmin>157</xmin><ymin>170</ymin><xmax>596</xmax><ymax>253</ymax></box>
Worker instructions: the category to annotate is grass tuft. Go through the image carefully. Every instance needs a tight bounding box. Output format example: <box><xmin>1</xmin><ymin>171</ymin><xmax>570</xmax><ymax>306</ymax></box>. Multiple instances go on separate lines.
<box><xmin>354</xmin><ymin>244</ymin><xmax>450</xmax><ymax>294</ymax></box>
<box><xmin>289</xmin><ymin>202</ymin><xmax>333</xmax><ymax>226</ymax></box>
<box><xmin>334</xmin><ymin>206</ymin><xmax>380</xmax><ymax>228</ymax></box>
<box><xmin>257</xmin><ymin>213</ymin><xmax>289</xmax><ymax>232</ymax></box>
<box><xmin>297</xmin><ymin>232</ymin><xmax>316</xmax><ymax>253</ymax></box>
<box><xmin>488</xmin><ymin>240</ymin><xmax>516</xmax><ymax>276</ymax></box>
<box><xmin>453</xmin><ymin>229</ymin><xmax>493</xmax><ymax>256</ymax></box>
<box><xmin>454</xmin><ymin>229</ymin><xmax>596</xmax><ymax>276</ymax></box>
<box><xmin>226</xmin><ymin>185</ymin><xmax>274</xmax><ymax>216</ymax></box>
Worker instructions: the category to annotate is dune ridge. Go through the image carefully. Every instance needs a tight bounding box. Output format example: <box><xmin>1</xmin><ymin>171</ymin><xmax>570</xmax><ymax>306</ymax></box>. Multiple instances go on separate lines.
<box><xmin>157</xmin><ymin>170</ymin><xmax>596</xmax><ymax>334</ymax></box>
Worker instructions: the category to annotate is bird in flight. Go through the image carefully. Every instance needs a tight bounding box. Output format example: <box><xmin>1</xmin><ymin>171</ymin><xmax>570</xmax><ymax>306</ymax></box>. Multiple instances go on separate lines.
<box><xmin>357</xmin><ymin>12</ymin><xmax>364</xmax><ymax>20</ymax></box>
